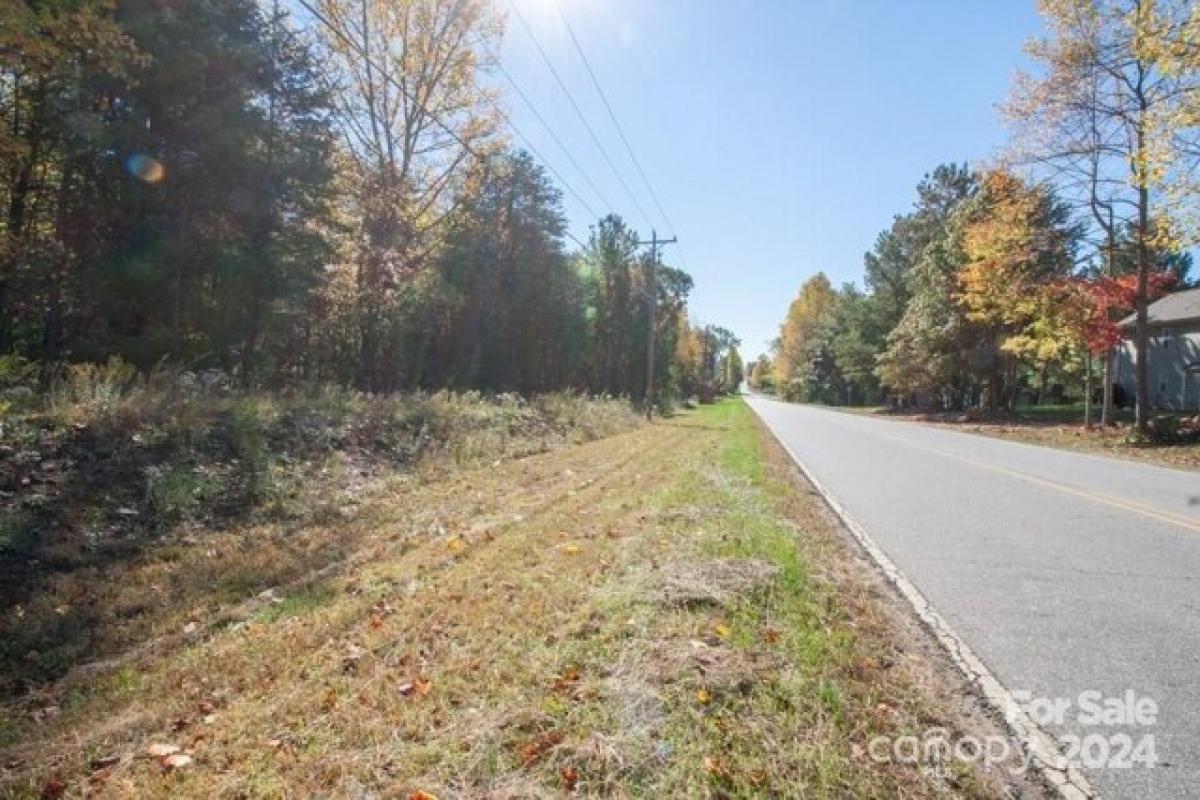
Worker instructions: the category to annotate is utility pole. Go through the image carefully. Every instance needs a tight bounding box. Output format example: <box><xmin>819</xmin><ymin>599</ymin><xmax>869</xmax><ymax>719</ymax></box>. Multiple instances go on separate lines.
<box><xmin>636</xmin><ymin>229</ymin><xmax>676</xmax><ymax>420</ymax></box>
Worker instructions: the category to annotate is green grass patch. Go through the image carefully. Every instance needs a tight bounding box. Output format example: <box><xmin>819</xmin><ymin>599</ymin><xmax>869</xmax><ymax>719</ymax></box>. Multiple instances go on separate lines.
<box><xmin>253</xmin><ymin>583</ymin><xmax>339</xmax><ymax>623</ymax></box>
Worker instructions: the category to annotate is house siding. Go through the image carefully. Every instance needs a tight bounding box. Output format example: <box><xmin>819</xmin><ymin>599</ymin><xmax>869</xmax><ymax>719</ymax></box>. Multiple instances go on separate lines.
<box><xmin>1115</xmin><ymin>321</ymin><xmax>1200</xmax><ymax>410</ymax></box>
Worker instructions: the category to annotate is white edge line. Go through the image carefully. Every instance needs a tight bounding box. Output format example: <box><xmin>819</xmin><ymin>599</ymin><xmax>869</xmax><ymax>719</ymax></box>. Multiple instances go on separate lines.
<box><xmin>748</xmin><ymin>401</ymin><xmax>1096</xmax><ymax>800</ymax></box>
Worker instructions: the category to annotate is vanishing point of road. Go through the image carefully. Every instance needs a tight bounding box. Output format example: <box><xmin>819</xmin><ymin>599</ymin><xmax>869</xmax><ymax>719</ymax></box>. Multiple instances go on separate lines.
<box><xmin>746</xmin><ymin>396</ymin><xmax>1200</xmax><ymax>800</ymax></box>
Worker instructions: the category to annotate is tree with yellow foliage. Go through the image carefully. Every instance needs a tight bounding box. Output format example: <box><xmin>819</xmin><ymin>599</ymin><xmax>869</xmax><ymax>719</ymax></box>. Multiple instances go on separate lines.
<box><xmin>957</xmin><ymin>169</ymin><xmax>1081</xmax><ymax>408</ymax></box>
<box><xmin>774</xmin><ymin>273</ymin><xmax>838</xmax><ymax>390</ymax></box>
<box><xmin>1005</xmin><ymin>0</ymin><xmax>1200</xmax><ymax>429</ymax></box>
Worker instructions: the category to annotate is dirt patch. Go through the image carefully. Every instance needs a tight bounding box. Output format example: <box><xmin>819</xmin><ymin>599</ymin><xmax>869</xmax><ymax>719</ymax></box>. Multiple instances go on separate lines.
<box><xmin>656</xmin><ymin>557</ymin><xmax>779</xmax><ymax>609</ymax></box>
<box><xmin>649</xmin><ymin>637</ymin><xmax>776</xmax><ymax>692</ymax></box>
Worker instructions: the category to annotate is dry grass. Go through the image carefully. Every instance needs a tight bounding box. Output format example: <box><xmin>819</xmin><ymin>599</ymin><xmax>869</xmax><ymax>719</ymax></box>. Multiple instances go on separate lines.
<box><xmin>0</xmin><ymin>390</ymin><xmax>641</xmax><ymax>696</ymax></box>
<box><xmin>0</xmin><ymin>400</ymin><xmax>1034</xmax><ymax>798</ymax></box>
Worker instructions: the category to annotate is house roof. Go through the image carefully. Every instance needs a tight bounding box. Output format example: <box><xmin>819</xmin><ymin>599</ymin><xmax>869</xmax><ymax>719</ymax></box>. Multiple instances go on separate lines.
<box><xmin>1119</xmin><ymin>286</ymin><xmax>1200</xmax><ymax>328</ymax></box>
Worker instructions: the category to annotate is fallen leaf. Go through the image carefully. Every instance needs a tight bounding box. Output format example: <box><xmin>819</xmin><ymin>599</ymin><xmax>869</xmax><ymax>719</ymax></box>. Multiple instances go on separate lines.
<box><xmin>695</xmin><ymin>688</ymin><xmax>712</xmax><ymax>705</ymax></box>
<box><xmin>518</xmin><ymin>731</ymin><xmax>564</xmax><ymax>766</ymax></box>
<box><xmin>713</xmin><ymin>622</ymin><xmax>731</xmax><ymax>639</ymax></box>
<box><xmin>408</xmin><ymin>791</ymin><xmax>438</xmax><ymax>800</ymax></box>
<box><xmin>560</xmin><ymin>544</ymin><xmax>581</xmax><ymax>555</ymax></box>
<box><xmin>342</xmin><ymin>644</ymin><xmax>367</xmax><ymax>672</ymax></box>
<box><xmin>552</xmin><ymin>666</ymin><xmax>581</xmax><ymax>692</ymax></box>
<box><xmin>162</xmin><ymin>753</ymin><xmax>192</xmax><ymax>770</ymax></box>
<box><xmin>446</xmin><ymin>538</ymin><xmax>466</xmax><ymax>555</ymax></box>
<box><xmin>397</xmin><ymin>676</ymin><xmax>431</xmax><ymax>698</ymax></box>
<box><xmin>31</xmin><ymin>705</ymin><xmax>60</xmax><ymax>724</ymax></box>
<box><xmin>257</xmin><ymin>588</ymin><xmax>284</xmax><ymax>605</ymax></box>
<box><xmin>89</xmin><ymin>755</ymin><xmax>121</xmax><ymax>771</ymax></box>
<box><xmin>761</xmin><ymin>627</ymin><xmax>781</xmax><ymax>645</ymax></box>
<box><xmin>143</xmin><ymin>743</ymin><xmax>180</xmax><ymax>758</ymax></box>
<box><xmin>40</xmin><ymin>778</ymin><xmax>67</xmax><ymax>799</ymax></box>
<box><xmin>560</xmin><ymin>765</ymin><xmax>579</xmax><ymax>788</ymax></box>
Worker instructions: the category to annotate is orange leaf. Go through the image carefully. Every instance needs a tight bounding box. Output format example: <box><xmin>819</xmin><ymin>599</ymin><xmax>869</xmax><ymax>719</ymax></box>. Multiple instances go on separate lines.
<box><xmin>398</xmin><ymin>676</ymin><xmax>432</xmax><ymax>698</ymax></box>
<box><xmin>40</xmin><ymin>779</ymin><xmax>67</xmax><ymax>799</ymax></box>
<box><xmin>518</xmin><ymin>731</ymin><xmax>564</xmax><ymax>766</ymax></box>
<box><xmin>552</xmin><ymin>666</ymin><xmax>581</xmax><ymax>692</ymax></box>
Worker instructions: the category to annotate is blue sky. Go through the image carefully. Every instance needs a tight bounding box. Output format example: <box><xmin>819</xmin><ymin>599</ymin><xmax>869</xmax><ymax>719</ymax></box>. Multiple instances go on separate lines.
<box><xmin>496</xmin><ymin>0</ymin><xmax>1046</xmax><ymax>359</ymax></box>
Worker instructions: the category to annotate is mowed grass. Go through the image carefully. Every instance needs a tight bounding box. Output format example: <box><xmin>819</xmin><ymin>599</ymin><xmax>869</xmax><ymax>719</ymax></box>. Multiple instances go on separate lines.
<box><xmin>1</xmin><ymin>399</ymin><xmax>1011</xmax><ymax>798</ymax></box>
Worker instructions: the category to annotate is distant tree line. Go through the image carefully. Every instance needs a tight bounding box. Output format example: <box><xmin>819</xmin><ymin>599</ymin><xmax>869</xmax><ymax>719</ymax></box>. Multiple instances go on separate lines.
<box><xmin>769</xmin><ymin>0</ymin><xmax>1200</xmax><ymax>431</ymax></box>
<box><xmin>0</xmin><ymin>0</ymin><xmax>736</xmax><ymax>404</ymax></box>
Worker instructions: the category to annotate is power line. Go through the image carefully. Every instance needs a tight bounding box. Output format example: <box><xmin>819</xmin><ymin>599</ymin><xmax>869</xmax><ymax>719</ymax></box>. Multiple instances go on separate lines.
<box><xmin>488</xmin><ymin>100</ymin><xmax>598</xmax><ymax>240</ymax></box>
<box><xmin>294</xmin><ymin>0</ymin><xmax>589</xmax><ymax>250</ymax></box>
<box><xmin>555</xmin><ymin>2</ymin><xmax>678</xmax><ymax>239</ymax></box>
<box><xmin>484</xmin><ymin>43</ymin><xmax>615</xmax><ymax>213</ymax></box>
<box><xmin>505</xmin><ymin>0</ymin><xmax>655</xmax><ymax>233</ymax></box>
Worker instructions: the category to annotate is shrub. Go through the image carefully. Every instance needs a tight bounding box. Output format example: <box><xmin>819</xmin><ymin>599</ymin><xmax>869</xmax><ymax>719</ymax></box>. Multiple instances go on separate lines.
<box><xmin>54</xmin><ymin>356</ymin><xmax>138</xmax><ymax>411</ymax></box>
<box><xmin>0</xmin><ymin>355</ymin><xmax>38</xmax><ymax>391</ymax></box>
<box><xmin>146</xmin><ymin>464</ymin><xmax>224</xmax><ymax>522</ymax></box>
<box><xmin>227</xmin><ymin>398</ymin><xmax>276</xmax><ymax>504</ymax></box>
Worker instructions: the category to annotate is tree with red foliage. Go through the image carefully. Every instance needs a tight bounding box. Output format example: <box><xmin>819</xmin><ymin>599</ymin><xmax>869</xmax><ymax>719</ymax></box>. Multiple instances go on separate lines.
<box><xmin>1075</xmin><ymin>272</ymin><xmax>1176</xmax><ymax>424</ymax></box>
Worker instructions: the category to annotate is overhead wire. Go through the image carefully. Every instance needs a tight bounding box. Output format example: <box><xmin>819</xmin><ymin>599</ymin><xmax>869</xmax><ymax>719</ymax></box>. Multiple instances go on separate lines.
<box><xmin>551</xmin><ymin>1</ymin><xmax>689</xmax><ymax>270</ymax></box>
<box><xmin>554</xmin><ymin>2</ymin><xmax>675</xmax><ymax>237</ymax></box>
<box><xmin>505</xmin><ymin>0</ymin><xmax>655</xmax><ymax>234</ymax></box>
<box><xmin>483</xmin><ymin>41</ymin><xmax>616</xmax><ymax>214</ymax></box>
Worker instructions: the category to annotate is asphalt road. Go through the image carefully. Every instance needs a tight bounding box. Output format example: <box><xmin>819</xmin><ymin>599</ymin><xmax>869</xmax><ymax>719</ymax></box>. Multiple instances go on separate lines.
<box><xmin>745</xmin><ymin>397</ymin><xmax>1200</xmax><ymax>800</ymax></box>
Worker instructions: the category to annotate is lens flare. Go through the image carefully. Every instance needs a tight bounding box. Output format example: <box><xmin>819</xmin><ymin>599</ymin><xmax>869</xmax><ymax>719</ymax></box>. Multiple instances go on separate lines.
<box><xmin>126</xmin><ymin>154</ymin><xmax>166</xmax><ymax>184</ymax></box>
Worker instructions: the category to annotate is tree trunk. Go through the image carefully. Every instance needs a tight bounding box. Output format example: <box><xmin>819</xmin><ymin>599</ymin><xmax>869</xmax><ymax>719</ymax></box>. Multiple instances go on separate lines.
<box><xmin>1084</xmin><ymin>353</ymin><xmax>1092</xmax><ymax>428</ymax></box>
<box><xmin>1134</xmin><ymin>179</ymin><xmax>1151</xmax><ymax>431</ymax></box>
<box><xmin>241</xmin><ymin>291</ymin><xmax>261</xmax><ymax>390</ymax></box>
<box><xmin>1101</xmin><ymin>348</ymin><xmax>1114</xmax><ymax>426</ymax></box>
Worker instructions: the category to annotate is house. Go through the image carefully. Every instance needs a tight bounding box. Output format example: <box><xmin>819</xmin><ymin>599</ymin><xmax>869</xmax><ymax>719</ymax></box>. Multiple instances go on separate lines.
<box><xmin>1115</xmin><ymin>286</ymin><xmax>1200</xmax><ymax>411</ymax></box>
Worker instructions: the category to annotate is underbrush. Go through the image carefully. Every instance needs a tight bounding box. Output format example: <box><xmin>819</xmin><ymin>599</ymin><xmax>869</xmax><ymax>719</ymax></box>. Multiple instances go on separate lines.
<box><xmin>0</xmin><ymin>368</ymin><xmax>641</xmax><ymax>696</ymax></box>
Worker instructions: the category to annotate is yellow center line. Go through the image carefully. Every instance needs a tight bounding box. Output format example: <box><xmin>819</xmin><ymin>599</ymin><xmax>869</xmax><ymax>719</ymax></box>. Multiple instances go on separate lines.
<box><xmin>866</xmin><ymin>424</ymin><xmax>1200</xmax><ymax>536</ymax></box>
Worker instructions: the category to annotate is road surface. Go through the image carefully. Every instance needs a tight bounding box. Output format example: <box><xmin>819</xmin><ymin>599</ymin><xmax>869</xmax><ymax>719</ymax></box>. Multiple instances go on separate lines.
<box><xmin>746</xmin><ymin>397</ymin><xmax>1200</xmax><ymax>799</ymax></box>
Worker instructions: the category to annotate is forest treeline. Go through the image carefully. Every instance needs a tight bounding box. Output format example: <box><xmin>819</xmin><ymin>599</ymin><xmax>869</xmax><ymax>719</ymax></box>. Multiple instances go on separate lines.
<box><xmin>758</xmin><ymin>0</ymin><xmax>1200</xmax><ymax>431</ymax></box>
<box><xmin>0</xmin><ymin>0</ymin><xmax>741</xmax><ymax>405</ymax></box>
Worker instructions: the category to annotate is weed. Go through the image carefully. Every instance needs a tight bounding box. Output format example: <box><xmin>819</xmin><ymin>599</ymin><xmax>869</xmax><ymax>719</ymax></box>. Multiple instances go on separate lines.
<box><xmin>145</xmin><ymin>464</ymin><xmax>224</xmax><ymax>522</ymax></box>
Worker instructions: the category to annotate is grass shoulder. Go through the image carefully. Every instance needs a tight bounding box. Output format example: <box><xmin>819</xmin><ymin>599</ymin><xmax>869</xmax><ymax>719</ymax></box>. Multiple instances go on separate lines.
<box><xmin>1</xmin><ymin>398</ymin><xmax>1034</xmax><ymax>798</ymax></box>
